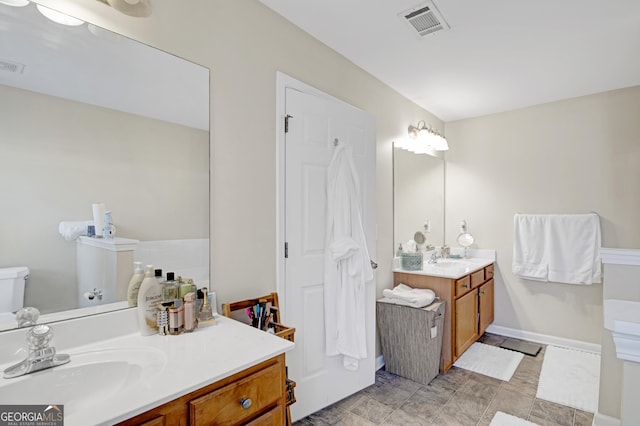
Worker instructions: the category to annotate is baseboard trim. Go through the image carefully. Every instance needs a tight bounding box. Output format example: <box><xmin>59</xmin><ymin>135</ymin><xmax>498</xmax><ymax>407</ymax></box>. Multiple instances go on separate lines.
<box><xmin>486</xmin><ymin>324</ymin><xmax>602</xmax><ymax>354</ymax></box>
<box><xmin>375</xmin><ymin>354</ymin><xmax>385</xmax><ymax>371</ymax></box>
<box><xmin>592</xmin><ymin>412</ymin><xmax>621</xmax><ymax>426</ymax></box>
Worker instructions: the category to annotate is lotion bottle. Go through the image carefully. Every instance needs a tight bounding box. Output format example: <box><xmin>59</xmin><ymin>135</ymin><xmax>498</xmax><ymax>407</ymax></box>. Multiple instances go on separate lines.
<box><xmin>126</xmin><ymin>262</ymin><xmax>145</xmax><ymax>307</ymax></box>
<box><xmin>137</xmin><ymin>264</ymin><xmax>162</xmax><ymax>336</ymax></box>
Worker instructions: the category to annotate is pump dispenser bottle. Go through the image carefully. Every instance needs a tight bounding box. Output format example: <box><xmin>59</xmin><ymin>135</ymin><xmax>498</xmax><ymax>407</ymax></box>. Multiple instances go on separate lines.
<box><xmin>137</xmin><ymin>264</ymin><xmax>163</xmax><ymax>336</ymax></box>
<box><xmin>127</xmin><ymin>262</ymin><xmax>145</xmax><ymax>307</ymax></box>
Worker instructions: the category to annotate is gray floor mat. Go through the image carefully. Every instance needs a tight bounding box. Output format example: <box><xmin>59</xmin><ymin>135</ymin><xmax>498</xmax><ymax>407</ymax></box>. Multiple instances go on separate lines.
<box><xmin>499</xmin><ymin>338</ymin><xmax>542</xmax><ymax>356</ymax></box>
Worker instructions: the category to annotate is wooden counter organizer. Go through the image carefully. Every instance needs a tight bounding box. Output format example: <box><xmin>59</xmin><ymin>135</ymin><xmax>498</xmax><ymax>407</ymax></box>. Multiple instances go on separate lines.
<box><xmin>222</xmin><ymin>292</ymin><xmax>296</xmax><ymax>425</ymax></box>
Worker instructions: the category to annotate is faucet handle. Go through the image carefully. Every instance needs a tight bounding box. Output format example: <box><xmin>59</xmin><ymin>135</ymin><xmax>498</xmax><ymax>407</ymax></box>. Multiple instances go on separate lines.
<box><xmin>27</xmin><ymin>325</ymin><xmax>54</xmax><ymax>350</ymax></box>
<box><xmin>16</xmin><ymin>307</ymin><xmax>40</xmax><ymax>328</ymax></box>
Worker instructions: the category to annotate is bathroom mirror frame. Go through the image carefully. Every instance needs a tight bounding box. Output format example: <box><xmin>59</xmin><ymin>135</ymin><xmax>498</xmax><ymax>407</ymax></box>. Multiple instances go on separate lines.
<box><xmin>0</xmin><ymin>3</ymin><xmax>210</xmax><ymax>331</ymax></box>
<box><xmin>393</xmin><ymin>145</ymin><xmax>445</xmax><ymax>254</ymax></box>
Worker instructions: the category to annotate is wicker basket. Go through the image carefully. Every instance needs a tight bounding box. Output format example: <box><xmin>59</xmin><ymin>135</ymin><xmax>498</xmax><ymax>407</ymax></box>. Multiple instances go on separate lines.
<box><xmin>401</xmin><ymin>252</ymin><xmax>423</xmax><ymax>270</ymax></box>
<box><xmin>272</xmin><ymin>323</ymin><xmax>295</xmax><ymax>342</ymax></box>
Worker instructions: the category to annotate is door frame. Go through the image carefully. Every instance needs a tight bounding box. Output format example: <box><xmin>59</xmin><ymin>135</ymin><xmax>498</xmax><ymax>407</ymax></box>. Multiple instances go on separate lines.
<box><xmin>275</xmin><ymin>72</ymin><xmax>369</xmax><ymax>320</ymax></box>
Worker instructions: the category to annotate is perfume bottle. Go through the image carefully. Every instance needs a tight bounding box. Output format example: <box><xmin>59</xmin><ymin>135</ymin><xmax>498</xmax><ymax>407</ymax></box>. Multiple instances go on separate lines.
<box><xmin>199</xmin><ymin>288</ymin><xmax>214</xmax><ymax>322</ymax></box>
<box><xmin>168</xmin><ymin>299</ymin><xmax>184</xmax><ymax>335</ymax></box>
<box><xmin>183</xmin><ymin>292</ymin><xmax>198</xmax><ymax>332</ymax></box>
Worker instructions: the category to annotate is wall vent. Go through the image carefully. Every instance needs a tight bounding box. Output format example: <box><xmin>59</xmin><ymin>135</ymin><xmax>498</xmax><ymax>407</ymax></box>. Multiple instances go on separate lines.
<box><xmin>400</xmin><ymin>1</ymin><xmax>450</xmax><ymax>37</ymax></box>
<box><xmin>0</xmin><ymin>58</ymin><xmax>25</xmax><ymax>74</ymax></box>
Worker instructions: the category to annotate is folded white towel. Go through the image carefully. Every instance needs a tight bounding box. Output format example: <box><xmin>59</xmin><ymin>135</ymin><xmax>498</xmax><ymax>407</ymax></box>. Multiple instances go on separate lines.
<box><xmin>512</xmin><ymin>213</ymin><xmax>601</xmax><ymax>285</ymax></box>
<box><xmin>512</xmin><ymin>214</ymin><xmax>548</xmax><ymax>281</ymax></box>
<box><xmin>58</xmin><ymin>220</ymin><xmax>93</xmax><ymax>241</ymax></box>
<box><xmin>382</xmin><ymin>283</ymin><xmax>436</xmax><ymax>308</ymax></box>
<box><xmin>547</xmin><ymin>214</ymin><xmax>601</xmax><ymax>284</ymax></box>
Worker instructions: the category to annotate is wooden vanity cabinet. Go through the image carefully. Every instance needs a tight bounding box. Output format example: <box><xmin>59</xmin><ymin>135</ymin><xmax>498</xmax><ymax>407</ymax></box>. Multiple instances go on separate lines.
<box><xmin>393</xmin><ymin>263</ymin><xmax>494</xmax><ymax>372</ymax></box>
<box><xmin>116</xmin><ymin>354</ymin><xmax>286</xmax><ymax>426</ymax></box>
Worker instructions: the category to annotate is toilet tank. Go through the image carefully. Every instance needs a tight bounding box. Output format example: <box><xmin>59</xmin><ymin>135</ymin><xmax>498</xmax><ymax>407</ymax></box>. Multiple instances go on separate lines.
<box><xmin>0</xmin><ymin>266</ymin><xmax>29</xmax><ymax>313</ymax></box>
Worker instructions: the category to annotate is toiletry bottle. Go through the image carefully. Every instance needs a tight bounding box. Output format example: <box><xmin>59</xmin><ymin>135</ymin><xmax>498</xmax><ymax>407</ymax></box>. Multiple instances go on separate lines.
<box><xmin>168</xmin><ymin>299</ymin><xmax>184</xmax><ymax>335</ymax></box>
<box><xmin>183</xmin><ymin>292</ymin><xmax>198</xmax><ymax>332</ymax></box>
<box><xmin>155</xmin><ymin>269</ymin><xmax>164</xmax><ymax>285</ymax></box>
<box><xmin>127</xmin><ymin>261</ymin><xmax>145</xmax><ymax>307</ymax></box>
<box><xmin>396</xmin><ymin>243</ymin><xmax>403</xmax><ymax>257</ymax></box>
<box><xmin>137</xmin><ymin>264</ymin><xmax>163</xmax><ymax>336</ymax></box>
<box><xmin>103</xmin><ymin>211</ymin><xmax>115</xmax><ymax>239</ymax></box>
<box><xmin>161</xmin><ymin>272</ymin><xmax>179</xmax><ymax>302</ymax></box>
<box><xmin>157</xmin><ymin>302</ymin><xmax>171</xmax><ymax>336</ymax></box>
<box><xmin>187</xmin><ymin>279</ymin><xmax>198</xmax><ymax>298</ymax></box>
<box><xmin>199</xmin><ymin>288</ymin><xmax>214</xmax><ymax>322</ymax></box>
<box><xmin>178</xmin><ymin>276</ymin><xmax>192</xmax><ymax>299</ymax></box>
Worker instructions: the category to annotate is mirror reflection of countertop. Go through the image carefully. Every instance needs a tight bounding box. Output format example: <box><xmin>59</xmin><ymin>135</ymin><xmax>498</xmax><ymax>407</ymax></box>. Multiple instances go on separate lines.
<box><xmin>0</xmin><ymin>310</ymin><xmax>294</xmax><ymax>426</ymax></box>
<box><xmin>393</xmin><ymin>249</ymin><xmax>496</xmax><ymax>279</ymax></box>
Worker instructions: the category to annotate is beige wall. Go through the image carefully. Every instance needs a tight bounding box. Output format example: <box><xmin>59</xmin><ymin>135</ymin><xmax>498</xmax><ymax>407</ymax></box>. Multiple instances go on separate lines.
<box><xmin>445</xmin><ymin>86</ymin><xmax>640</xmax><ymax>345</ymax></box>
<box><xmin>38</xmin><ymin>0</ymin><xmax>441</xmax><ymax>328</ymax></box>
<box><xmin>0</xmin><ymin>84</ymin><xmax>208</xmax><ymax>313</ymax></box>
<box><xmin>29</xmin><ymin>1</ymin><xmax>639</xmax><ymax>364</ymax></box>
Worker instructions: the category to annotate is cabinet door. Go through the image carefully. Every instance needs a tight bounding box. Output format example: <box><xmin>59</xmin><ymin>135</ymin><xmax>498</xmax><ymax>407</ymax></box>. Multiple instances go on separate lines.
<box><xmin>455</xmin><ymin>289</ymin><xmax>478</xmax><ymax>358</ymax></box>
<box><xmin>479</xmin><ymin>278</ymin><xmax>494</xmax><ymax>335</ymax></box>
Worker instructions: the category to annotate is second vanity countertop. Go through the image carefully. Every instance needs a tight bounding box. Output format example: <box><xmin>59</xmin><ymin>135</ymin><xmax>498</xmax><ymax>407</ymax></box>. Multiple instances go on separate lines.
<box><xmin>0</xmin><ymin>312</ymin><xmax>294</xmax><ymax>426</ymax></box>
<box><xmin>393</xmin><ymin>249</ymin><xmax>496</xmax><ymax>279</ymax></box>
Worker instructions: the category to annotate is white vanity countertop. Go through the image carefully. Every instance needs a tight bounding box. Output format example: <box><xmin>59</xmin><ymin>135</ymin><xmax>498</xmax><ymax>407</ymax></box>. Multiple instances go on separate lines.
<box><xmin>0</xmin><ymin>314</ymin><xmax>294</xmax><ymax>426</ymax></box>
<box><xmin>393</xmin><ymin>249</ymin><xmax>496</xmax><ymax>279</ymax></box>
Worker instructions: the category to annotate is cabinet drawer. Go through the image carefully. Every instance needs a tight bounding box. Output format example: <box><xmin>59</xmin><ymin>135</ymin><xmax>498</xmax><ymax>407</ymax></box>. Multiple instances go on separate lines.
<box><xmin>485</xmin><ymin>264</ymin><xmax>494</xmax><ymax>280</ymax></box>
<box><xmin>470</xmin><ymin>270</ymin><xmax>485</xmax><ymax>288</ymax></box>
<box><xmin>455</xmin><ymin>275</ymin><xmax>471</xmax><ymax>297</ymax></box>
<box><xmin>245</xmin><ymin>405</ymin><xmax>284</xmax><ymax>426</ymax></box>
<box><xmin>190</xmin><ymin>360</ymin><xmax>283</xmax><ymax>425</ymax></box>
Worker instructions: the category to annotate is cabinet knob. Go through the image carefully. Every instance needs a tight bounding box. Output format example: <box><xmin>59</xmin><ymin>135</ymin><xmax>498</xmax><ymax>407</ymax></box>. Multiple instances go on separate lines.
<box><xmin>463</xmin><ymin>284</ymin><xmax>469</xmax><ymax>289</ymax></box>
<box><xmin>240</xmin><ymin>398</ymin><xmax>252</xmax><ymax>410</ymax></box>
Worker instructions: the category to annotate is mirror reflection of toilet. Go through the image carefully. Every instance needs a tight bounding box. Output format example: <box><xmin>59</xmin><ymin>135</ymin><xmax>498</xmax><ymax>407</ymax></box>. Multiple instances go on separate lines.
<box><xmin>0</xmin><ymin>266</ymin><xmax>29</xmax><ymax>323</ymax></box>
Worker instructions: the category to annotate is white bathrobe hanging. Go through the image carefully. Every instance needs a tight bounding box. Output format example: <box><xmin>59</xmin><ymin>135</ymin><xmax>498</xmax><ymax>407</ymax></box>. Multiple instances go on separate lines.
<box><xmin>324</xmin><ymin>143</ymin><xmax>373</xmax><ymax>371</ymax></box>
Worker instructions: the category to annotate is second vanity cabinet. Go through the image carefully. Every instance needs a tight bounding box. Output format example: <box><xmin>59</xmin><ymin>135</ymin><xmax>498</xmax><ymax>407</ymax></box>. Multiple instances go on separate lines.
<box><xmin>393</xmin><ymin>263</ymin><xmax>494</xmax><ymax>372</ymax></box>
<box><xmin>116</xmin><ymin>354</ymin><xmax>286</xmax><ymax>426</ymax></box>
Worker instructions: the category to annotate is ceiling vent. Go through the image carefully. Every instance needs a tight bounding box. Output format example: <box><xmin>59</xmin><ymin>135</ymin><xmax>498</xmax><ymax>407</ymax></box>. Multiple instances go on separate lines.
<box><xmin>400</xmin><ymin>1</ymin><xmax>450</xmax><ymax>37</ymax></box>
<box><xmin>0</xmin><ymin>58</ymin><xmax>25</xmax><ymax>74</ymax></box>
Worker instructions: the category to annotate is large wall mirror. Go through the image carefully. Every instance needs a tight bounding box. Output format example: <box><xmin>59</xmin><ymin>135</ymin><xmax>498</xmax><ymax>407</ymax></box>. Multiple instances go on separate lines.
<box><xmin>0</xmin><ymin>3</ymin><xmax>210</xmax><ymax>331</ymax></box>
<box><xmin>393</xmin><ymin>147</ymin><xmax>445</xmax><ymax>254</ymax></box>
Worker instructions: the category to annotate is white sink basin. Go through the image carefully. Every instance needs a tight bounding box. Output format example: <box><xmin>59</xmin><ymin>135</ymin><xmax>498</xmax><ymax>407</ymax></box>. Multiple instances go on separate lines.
<box><xmin>433</xmin><ymin>259</ymin><xmax>476</xmax><ymax>269</ymax></box>
<box><xmin>421</xmin><ymin>258</ymin><xmax>483</xmax><ymax>276</ymax></box>
<box><xmin>0</xmin><ymin>347</ymin><xmax>167</xmax><ymax>411</ymax></box>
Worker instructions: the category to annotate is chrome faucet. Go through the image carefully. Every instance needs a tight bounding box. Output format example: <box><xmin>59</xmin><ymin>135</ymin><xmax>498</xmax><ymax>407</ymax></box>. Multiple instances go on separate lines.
<box><xmin>428</xmin><ymin>251</ymin><xmax>441</xmax><ymax>264</ymax></box>
<box><xmin>3</xmin><ymin>324</ymin><xmax>70</xmax><ymax>379</ymax></box>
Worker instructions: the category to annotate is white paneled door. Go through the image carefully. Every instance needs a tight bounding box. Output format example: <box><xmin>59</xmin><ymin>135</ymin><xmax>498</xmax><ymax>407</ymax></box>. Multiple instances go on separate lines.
<box><xmin>283</xmin><ymin>86</ymin><xmax>376</xmax><ymax>421</ymax></box>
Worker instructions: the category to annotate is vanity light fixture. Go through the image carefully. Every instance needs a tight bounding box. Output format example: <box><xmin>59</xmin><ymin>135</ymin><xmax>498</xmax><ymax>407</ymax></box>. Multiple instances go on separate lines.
<box><xmin>96</xmin><ymin>0</ymin><xmax>152</xmax><ymax>17</ymax></box>
<box><xmin>36</xmin><ymin>4</ymin><xmax>84</xmax><ymax>26</ymax></box>
<box><xmin>406</xmin><ymin>120</ymin><xmax>449</xmax><ymax>151</ymax></box>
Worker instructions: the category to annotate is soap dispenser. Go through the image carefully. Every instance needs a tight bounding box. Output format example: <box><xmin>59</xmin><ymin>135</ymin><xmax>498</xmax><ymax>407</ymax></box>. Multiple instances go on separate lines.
<box><xmin>127</xmin><ymin>262</ymin><xmax>145</xmax><ymax>307</ymax></box>
<box><xmin>137</xmin><ymin>264</ymin><xmax>163</xmax><ymax>336</ymax></box>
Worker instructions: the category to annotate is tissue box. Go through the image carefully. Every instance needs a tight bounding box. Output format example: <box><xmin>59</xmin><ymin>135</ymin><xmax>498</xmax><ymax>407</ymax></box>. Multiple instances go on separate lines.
<box><xmin>401</xmin><ymin>252</ymin><xmax>423</xmax><ymax>271</ymax></box>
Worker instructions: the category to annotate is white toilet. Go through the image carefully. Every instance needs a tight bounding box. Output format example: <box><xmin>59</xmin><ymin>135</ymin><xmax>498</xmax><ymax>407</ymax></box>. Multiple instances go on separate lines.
<box><xmin>0</xmin><ymin>266</ymin><xmax>29</xmax><ymax>323</ymax></box>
